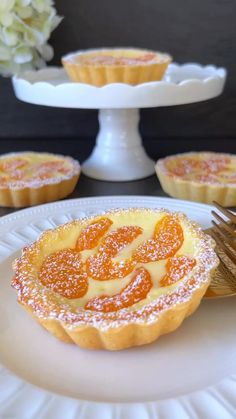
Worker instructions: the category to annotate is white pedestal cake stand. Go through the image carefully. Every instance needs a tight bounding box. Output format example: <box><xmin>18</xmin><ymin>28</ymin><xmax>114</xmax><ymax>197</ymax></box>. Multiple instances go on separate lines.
<box><xmin>12</xmin><ymin>63</ymin><xmax>226</xmax><ymax>181</ymax></box>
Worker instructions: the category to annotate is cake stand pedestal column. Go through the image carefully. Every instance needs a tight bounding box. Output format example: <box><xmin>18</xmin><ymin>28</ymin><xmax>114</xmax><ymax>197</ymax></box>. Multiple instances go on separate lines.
<box><xmin>82</xmin><ymin>108</ymin><xmax>155</xmax><ymax>181</ymax></box>
<box><xmin>12</xmin><ymin>64</ymin><xmax>226</xmax><ymax>181</ymax></box>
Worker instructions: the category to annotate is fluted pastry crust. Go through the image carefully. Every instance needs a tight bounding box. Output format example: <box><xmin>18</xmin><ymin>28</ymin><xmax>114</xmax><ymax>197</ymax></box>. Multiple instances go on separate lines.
<box><xmin>156</xmin><ymin>152</ymin><xmax>236</xmax><ymax>206</ymax></box>
<box><xmin>0</xmin><ymin>152</ymin><xmax>80</xmax><ymax>207</ymax></box>
<box><xmin>12</xmin><ymin>208</ymin><xmax>218</xmax><ymax>350</ymax></box>
<box><xmin>62</xmin><ymin>48</ymin><xmax>171</xmax><ymax>86</ymax></box>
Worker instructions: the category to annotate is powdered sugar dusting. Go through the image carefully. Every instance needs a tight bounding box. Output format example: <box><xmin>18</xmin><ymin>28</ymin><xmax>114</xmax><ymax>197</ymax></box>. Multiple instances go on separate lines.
<box><xmin>0</xmin><ymin>151</ymin><xmax>80</xmax><ymax>190</ymax></box>
<box><xmin>85</xmin><ymin>267</ymin><xmax>152</xmax><ymax>313</ymax></box>
<box><xmin>12</xmin><ymin>207</ymin><xmax>219</xmax><ymax>331</ymax></box>
<box><xmin>157</xmin><ymin>151</ymin><xmax>236</xmax><ymax>187</ymax></box>
<box><xmin>63</xmin><ymin>48</ymin><xmax>171</xmax><ymax>67</ymax></box>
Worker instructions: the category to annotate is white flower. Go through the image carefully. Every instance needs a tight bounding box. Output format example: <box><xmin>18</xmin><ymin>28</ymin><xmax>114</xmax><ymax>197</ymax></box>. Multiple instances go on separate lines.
<box><xmin>0</xmin><ymin>0</ymin><xmax>62</xmax><ymax>76</ymax></box>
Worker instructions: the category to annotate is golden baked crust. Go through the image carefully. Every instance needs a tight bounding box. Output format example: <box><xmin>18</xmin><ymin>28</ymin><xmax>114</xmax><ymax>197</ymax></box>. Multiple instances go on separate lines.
<box><xmin>12</xmin><ymin>208</ymin><xmax>218</xmax><ymax>350</ymax></box>
<box><xmin>62</xmin><ymin>48</ymin><xmax>171</xmax><ymax>86</ymax></box>
<box><xmin>0</xmin><ymin>151</ymin><xmax>80</xmax><ymax>207</ymax></box>
<box><xmin>156</xmin><ymin>152</ymin><xmax>236</xmax><ymax>206</ymax></box>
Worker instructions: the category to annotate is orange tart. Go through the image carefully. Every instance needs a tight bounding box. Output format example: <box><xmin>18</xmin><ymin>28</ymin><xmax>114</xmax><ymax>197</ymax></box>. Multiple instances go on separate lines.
<box><xmin>0</xmin><ymin>151</ymin><xmax>80</xmax><ymax>207</ymax></box>
<box><xmin>62</xmin><ymin>48</ymin><xmax>171</xmax><ymax>86</ymax></box>
<box><xmin>12</xmin><ymin>208</ymin><xmax>218</xmax><ymax>350</ymax></box>
<box><xmin>156</xmin><ymin>152</ymin><xmax>236</xmax><ymax>206</ymax></box>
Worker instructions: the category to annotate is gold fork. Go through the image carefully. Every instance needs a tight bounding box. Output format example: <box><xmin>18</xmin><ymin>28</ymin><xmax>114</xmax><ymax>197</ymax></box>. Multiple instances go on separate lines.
<box><xmin>204</xmin><ymin>201</ymin><xmax>236</xmax><ymax>298</ymax></box>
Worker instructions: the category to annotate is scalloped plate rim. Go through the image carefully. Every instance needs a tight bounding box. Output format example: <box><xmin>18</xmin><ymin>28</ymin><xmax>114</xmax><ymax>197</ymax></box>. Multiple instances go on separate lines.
<box><xmin>12</xmin><ymin>63</ymin><xmax>226</xmax><ymax>89</ymax></box>
<box><xmin>0</xmin><ymin>196</ymin><xmax>235</xmax><ymax>418</ymax></box>
<box><xmin>12</xmin><ymin>63</ymin><xmax>226</xmax><ymax>109</ymax></box>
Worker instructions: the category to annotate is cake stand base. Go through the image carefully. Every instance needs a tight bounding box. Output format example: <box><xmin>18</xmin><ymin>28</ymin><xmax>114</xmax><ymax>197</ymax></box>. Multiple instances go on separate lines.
<box><xmin>82</xmin><ymin>109</ymin><xmax>155</xmax><ymax>181</ymax></box>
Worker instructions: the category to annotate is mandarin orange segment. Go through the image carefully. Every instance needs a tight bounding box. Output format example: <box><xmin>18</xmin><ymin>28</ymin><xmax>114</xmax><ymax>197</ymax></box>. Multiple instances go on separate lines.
<box><xmin>86</xmin><ymin>226</ymin><xmax>142</xmax><ymax>280</ymax></box>
<box><xmin>160</xmin><ymin>255</ymin><xmax>196</xmax><ymax>287</ymax></box>
<box><xmin>170</xmin><ymin>156</ymin><xmax>230</xmax><ymax>178</ymax></box>
<box><xmin>37</xmin><ymin>161</ymin><xmax>65</xmax><ymax>171</ymax></box>
<box><xmin>98</xmin><ymin>226</ymin><xmax>143</xmax><ymax>257</ymax></box>
<box><xmin>169</xmin><ymin>158</ymin><xmax>199</xmax><ymax>176</ymax></box>
<box><xmin>138</xmin><ymin>53</ymin><xmax>157</xmax><ymax>61</ymax></box>
<box><xmin>86</xmin><ymin>255</ymin><xmax>135</xmax><ymax>281</ymax></box>
<box><xmin>0</xmin><ymin>176</ymin><xmax>8</xmax><ymax>186</ymax></box>
<box><xmin>133</xmin><ymin>215</ymin><xmax>184</xmax><ymax>263</ymax></box>
<box><xmin>85</xmin><ymin>267</ymin><xmax>152</xmax><ymax>312</ymax></box>
<box><xmin>57</xmin><ymin>166</ymin><xmax>73</xmax><ymax>175</ymax></box>
<box><xmin>202</xmin><ymin>156</ymin><xmax>230</xmax><ymax>173</ymax></box>
<box><xmin>76</xmin><ymin>218</ymin><xmax>113</xmax><ymax>251</ymax></box>
<box><xmin>1</xmin><ymin>158</ymin><xmax>28</xmax><ymax>173</ymax></box>
<box><xmin>33</xmin><ymin>161</ymin><xmax>67</xmax><ymax>179</ymax></box>
<box><xmin>39</xmin><ymin>249</ymin><xmax>88</xmax><ymax>299</ymax></box>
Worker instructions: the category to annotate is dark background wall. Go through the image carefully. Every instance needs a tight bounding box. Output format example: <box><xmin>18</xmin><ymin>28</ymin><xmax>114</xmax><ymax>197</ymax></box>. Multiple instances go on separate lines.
<box><xmin>0</xmin><ymin>0</ymin><xmax>236</xmax><ymax>161</ymax></box>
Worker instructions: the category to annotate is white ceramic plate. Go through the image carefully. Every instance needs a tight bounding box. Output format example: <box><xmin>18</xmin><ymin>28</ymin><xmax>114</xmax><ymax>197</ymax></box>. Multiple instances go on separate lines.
<box><xmin>0</xmin><ymin>196</ymin><xmax>235</xmax><ymax>419</ymax></box>
<box><xmin>12</xmin><ymin>63</ymin><xmax>226</xmax><ymax>108</ymax></box>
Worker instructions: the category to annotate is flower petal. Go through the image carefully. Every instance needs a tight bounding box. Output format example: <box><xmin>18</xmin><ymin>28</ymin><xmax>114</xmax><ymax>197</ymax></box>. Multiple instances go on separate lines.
<box><xmin>14</xmin><ymin>46</ymin><xmax>33</xmax><ymax>63</ymax></box>
<box><xmin>0</xmin><ymin>0</ymin><xmax>15</xmax><ymax>13</ymax></box>
<box><xmin>16</xmin><ymin>0</ymin><xmax>32</xmax><ymax>6</ymax></box>
<box><xmin>0</xmin><ymin>43</ymin><xmax>11</xmax><ymax>60</ymax></box>
<box><xmin>0</xmin><ymin>0</ymin><xmax>62</xmax><ymax>76</ymax></box>
<box><xmin>0</xmin><ymin>12</ymin><xmax>14</xmax><ymax>27</ymax></box>
<box><xmin>1</xmin><ymin>27</ymin><xmax>18</xmax><ymax>46</ymax></box>
<box><xmin>38</xmin><ymin>42</ymin><xmax>53</xmax><ymax>60</ymax></box>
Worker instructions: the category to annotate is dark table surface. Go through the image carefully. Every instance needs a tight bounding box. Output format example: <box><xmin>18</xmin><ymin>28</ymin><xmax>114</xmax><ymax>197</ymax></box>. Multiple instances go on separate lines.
<box><xmin>0</xmin><ymin>174</ymin><xmax>168</xmax><ymax>218</ymax></box>
<box><xmin>0</xmin><ymin>174</ymin><xmax>235</xmax><ymax>218</ymax></box>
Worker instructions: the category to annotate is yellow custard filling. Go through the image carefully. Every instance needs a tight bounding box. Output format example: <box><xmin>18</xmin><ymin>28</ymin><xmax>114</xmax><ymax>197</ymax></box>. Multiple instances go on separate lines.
<box><xmin>62</xmin><ymin>48</ymin><xmax>172</xmax><ymax>86</ymax></box>
<box><xmin>0</xmin><ymin>152</ymin><xmax>79</xmax><ymax>187</ymax></box>
<box><xmin>20</xmin><ymin>209</ymin><xmax>201</xmax><ymax>314</ymax></box>
<box><xmin>73</xmin><ymin>49</ymin><xmax>169</xmax><ymax>66</ymax></box>
<box><xmin>165</xmin><ymin>152</ymin><xmax>236</xmax><ymax>185</ymax></box>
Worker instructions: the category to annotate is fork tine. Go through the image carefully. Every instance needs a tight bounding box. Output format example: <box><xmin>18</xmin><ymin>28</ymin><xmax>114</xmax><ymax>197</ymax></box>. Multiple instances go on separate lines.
<box><xmin>210</xmin><ymin>229</ymin><xmax>236</xmax><ymax>265</ymax></box>
<box><xmin>206</xmin><ymin>201</ymin><xmax>236</xmax><ymax>298</ymax></box>
<box><xmin>216</xmin><ymin>253</ymin><xmax>236</xmax><ymax>282</ymax></box>
<box><xmin>212</xmin><ymin>221</ymin><xmax>236</xmax><ymax>251</ymax></box>
<box><xmin>212</xmin><ymin>201</ymin><xmax>236</xmax><ymax>223</ymax></box>
<box><xmin>211</xmin><ymin>210</ymin><xmax>236</xmax><ymax>237</ymax></box>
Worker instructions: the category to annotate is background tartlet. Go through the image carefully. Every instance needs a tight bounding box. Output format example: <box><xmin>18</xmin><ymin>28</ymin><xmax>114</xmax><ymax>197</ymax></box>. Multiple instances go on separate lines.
<box><xmin>0</xmin><ymin>151</ymin><xmax>80</xmax><ymax>207</ymax></box>
<box><xmin>156</xmin><ymin>151</ymin><xmax>236</xmax><ymax>206</ymax></box>
<box><xmin>62</xmin><ymin>48</ymin><xmax>171</xmax><ymax>86</ymax></box>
